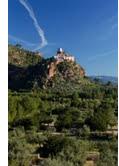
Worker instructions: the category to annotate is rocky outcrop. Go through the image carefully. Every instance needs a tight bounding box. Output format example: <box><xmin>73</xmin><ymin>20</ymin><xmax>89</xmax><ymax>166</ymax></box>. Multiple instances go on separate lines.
<box><xmin>46</xmin><ymin>59</ymin><xmax>85</xmax><ymax>81</ymax></box>
<box><xmin>47</xmin><ymin>62</ymin><xmax>57</xmax><ymax>79</ymax></box>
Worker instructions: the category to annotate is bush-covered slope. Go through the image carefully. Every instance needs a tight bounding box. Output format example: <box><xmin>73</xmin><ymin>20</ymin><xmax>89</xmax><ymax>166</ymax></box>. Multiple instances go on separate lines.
<box><xmin>8</xmin><ymin>44</ymin><xmax>42</xmax><ymax>67</ymax></box>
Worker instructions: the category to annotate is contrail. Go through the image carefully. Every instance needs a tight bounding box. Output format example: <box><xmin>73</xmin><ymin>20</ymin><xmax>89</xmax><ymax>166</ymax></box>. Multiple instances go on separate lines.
<box><xmin>19</xmin><ymin>0</ymin><xmax>48</xmax><ymax>50</ymax></box>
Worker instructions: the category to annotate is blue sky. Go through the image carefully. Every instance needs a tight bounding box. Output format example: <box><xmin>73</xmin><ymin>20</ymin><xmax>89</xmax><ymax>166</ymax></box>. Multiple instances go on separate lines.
<box><xmin>9</xmin><ymin>0</ymin><xmax>118</xmax><ymax>76</ymax></box>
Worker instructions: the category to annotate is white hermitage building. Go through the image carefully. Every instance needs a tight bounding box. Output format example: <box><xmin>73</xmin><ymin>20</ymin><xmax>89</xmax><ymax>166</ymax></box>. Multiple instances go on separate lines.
<box><xmin>54</xmin><ymin>48</ymin><xmax>75</xmax><ymax>62</ymax></box>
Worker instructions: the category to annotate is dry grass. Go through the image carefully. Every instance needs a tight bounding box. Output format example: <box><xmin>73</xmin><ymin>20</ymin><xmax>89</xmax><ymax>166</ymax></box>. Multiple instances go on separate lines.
<box><xmin>84</xmin><ymin>160</ymin><xmax>95</xmax><ymax>166</ymax></box>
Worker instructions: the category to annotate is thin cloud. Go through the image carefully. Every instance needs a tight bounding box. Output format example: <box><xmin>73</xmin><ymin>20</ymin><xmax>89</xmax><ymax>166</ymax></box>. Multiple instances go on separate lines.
<box><xmin>9</xmin><ymin>34</ymin><xmax>56</xmax><ymax>52</ymax></box>
<box><xmin>99</xmin><ymin>15</ymin><xmax>117</xmax><ymax>41</ymax></box>
<box><xmin>112</xmin><ymin>23</ymin><xmax>118</xmax><ymax>30</ymax></box>
<box><xmin>9</xmin><ymin>34</ymin><xmax>37</xmax><ymax>47</ymax></box>
<box><xmin>19</xmin><ymin>0</ymin><xmax>48</xmax><ymax>50</ymax></box>
<box><xmin>107</xmin><ymin>15</ymin><xmax>117</xmax><ymax>23</ymax></box>
<box><xmin>87</xmin><ymin>49</ymin><xmax>116</xmax><ymax>62</ymax></box>
<box><xmin>108</xmin><ymin>15</ymin><xmax>118</xmax><ymax>30</ymax></box>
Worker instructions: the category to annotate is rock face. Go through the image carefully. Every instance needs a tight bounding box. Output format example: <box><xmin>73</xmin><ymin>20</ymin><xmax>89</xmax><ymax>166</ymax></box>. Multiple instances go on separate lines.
<box><xmin>47</xmin><ymin>58</ymin><xmax>85</xmax><ymax>80</ymax></box>
<box><xmin>47</xmin><ymin>62</ymin><xmax>57</xmax><ymax>79</ymax></box>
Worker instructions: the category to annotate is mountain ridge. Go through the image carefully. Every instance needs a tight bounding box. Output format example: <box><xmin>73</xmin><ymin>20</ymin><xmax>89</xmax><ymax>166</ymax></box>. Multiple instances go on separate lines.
<box><xmin>89</xmin><ymin>76</ymin><xmax>118</xmax><ymax>84</ymax></box>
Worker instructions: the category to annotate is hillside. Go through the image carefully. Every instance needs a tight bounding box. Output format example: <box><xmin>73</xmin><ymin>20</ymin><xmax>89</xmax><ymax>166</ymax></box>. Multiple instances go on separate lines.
<box><xmin>8</xmin><ymin>45</ymin><xmax>118</xmax><ymax>166</ymax></box>
<box><xmin>8</xmin><ymin>44</ymin><xmax>42</xmax><ymax>67</ymax></box>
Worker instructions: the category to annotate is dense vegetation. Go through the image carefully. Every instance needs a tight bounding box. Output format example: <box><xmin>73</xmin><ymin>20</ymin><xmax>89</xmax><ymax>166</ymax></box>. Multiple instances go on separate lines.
<box><xmin>9</xmin><ymin>45</ymin><xmax>118</xmax><ymax>166</ymax></box>
<box><xmin>8</xmin><ymin>44</ymin><xmax>42</xmax><ymax>67</ymax></box>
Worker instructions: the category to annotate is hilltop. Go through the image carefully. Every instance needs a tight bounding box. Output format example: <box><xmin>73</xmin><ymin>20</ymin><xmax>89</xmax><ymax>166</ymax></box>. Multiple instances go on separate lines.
<box><xmin>9</xmin><ymin>45</ymin><xmax>89</xmax><ymax>91</ymax></box>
